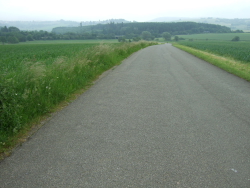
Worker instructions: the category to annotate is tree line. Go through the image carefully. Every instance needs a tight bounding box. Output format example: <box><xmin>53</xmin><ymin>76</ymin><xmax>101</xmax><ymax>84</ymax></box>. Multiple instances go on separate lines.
<box><xmin>0</xmin><ymin>25</ymin><xmax>105</xmax><ymax>44</ymax></box>
<box><xmin>52</xmin><ymin>22</ymin><xmax>233</xmax><ymax>39</ymax></box>
<box><xmin>0</xmin><ymin>22</ymin><xmax>241</xmax><ymax>44</ymax></box>
<box><xmin>0</xmin><ymin>26</ymin><xmax>59</xmax><ymax>44</ymax></box>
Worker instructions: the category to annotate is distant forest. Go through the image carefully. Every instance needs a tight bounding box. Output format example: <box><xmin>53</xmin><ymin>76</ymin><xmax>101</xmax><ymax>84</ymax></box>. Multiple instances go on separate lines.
<box><xmin>150</xmin><ymin>18</ymin><xmax>250</xmax><ymax>31</ymax></box>
<box><xmin>1</xmin><ymin>18</ymin><xmax>249</xmax><ymax>32</ymax></box>
<box><xmin>0</xmin><ymin>22</ymin><xmax>242</xmax><ymax>44</ymax></box>
<box><xmin>0</xmin><ymin>19</ymin><xmax>130</xmax><ymax>31</ymax></box>
<box><xmin>52</xmin><ymin>22</ymin><xmax>233</xmax><ymax>39</ymax></box>
<box><xmin>0</xmin><ymin>26</ymin><xmax>59</xmax><ymax>44</ymax></box>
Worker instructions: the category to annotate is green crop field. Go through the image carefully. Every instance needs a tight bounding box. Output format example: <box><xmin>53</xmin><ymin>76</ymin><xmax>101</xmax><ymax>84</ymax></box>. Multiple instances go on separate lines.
<box><xmin>177</xmin><ymin>40</ymin><xmax>250</xmax><ymax>63</ymax></box>
<box><xmin>19</xmin><ymin>39</ymin><xmax>119</xmax><ymax>45</ymax></box>
<box><xmin>0</xmin><ymin>41</ymin><xmax>156</xmax><ymax>154</ymax></box>
<box><xmin>1</xmin><ymin>43</ymin><xmax>97</xmax><ymax>71</ymax></box>
<box><xmin>177</xmin><ymin>33</ymin><xmax>250</xmax><ymax>41</ymax></box>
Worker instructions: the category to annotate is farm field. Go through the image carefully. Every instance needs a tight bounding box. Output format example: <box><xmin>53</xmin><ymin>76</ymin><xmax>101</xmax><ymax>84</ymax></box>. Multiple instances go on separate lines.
<box><xmin>19</xmin><ymin>39</ymin><xmax>119</xmax><ymax>44</ymax></box>
<box><xmin>177</xmin><ymin>40</ymin><xmax>250</xmax><ymax>63</ymax></box>
<box><xmin>0</xmin><ymin>40</ymin><xmax>156</xmax><ymax>154</ymax></box>
<box><xmin>173</xmin><ymin>39</ymin><xmax>250</xmax><ymax>82</ymax></box>
<box><xmin>177</xmin><ymin>33</ymin><xmax>250</xmax><ymax>41</ymax></box>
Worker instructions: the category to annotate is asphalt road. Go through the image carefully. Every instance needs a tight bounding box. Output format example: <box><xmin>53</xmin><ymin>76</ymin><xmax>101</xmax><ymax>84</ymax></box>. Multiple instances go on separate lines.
<box><xmin>0</xmin><ymin>44</ymin><xmax>250</xmax><ymax>187</ymax></box>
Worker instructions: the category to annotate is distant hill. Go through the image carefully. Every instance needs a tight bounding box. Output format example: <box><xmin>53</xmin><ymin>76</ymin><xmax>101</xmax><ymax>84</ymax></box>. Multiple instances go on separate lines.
<box><xmin>0</xmin><ymin>20</ymin><xmax>79</xmax><ymax>31</ymax></box>
<box><xmin>1</xmin><ymin>17</ymin><xmax>249</xmax><ymax>32</ymax></box>
<box><xmin>149</xmin><ymin>17</ymin><xmax>250</xmax><ymax>32</ymax></box>
<box><xmin>52</xmin><ymin>22</ymin><xmax>231</xmax><ymax>36</ymax></box>
<box><xmin>0</xmin><ymin>19</ymin><xmax>131</xmax><ymax>32</ymax></box>
<box><xmin>0</xmin><ymin>22</ymin><xmax>234</xmax><ymax>43</ymax></box>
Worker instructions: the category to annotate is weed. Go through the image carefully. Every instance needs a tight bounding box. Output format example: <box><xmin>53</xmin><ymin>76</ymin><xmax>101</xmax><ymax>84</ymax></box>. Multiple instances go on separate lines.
<box><xmin>0</xmin><ymin>41</ymin><xmax>157</xmax><ymax>153</ymax></box>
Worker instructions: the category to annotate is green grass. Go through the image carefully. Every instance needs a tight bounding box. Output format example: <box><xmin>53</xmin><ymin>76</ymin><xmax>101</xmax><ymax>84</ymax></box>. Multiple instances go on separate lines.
<box><xmin>173</xmin><ymin>43</ymin><xmax>250</xmax><ymax>81</ymax></box>
<box><xmin>0</xmin><ymin>40</ymin><xmax>157</xmax><ymax>155</ymax></box>
<box><xmin>177</xmin><ymin>40</ymin><xmax>250</xmax><ymax>63</ymax></box>
<box><xmin>176</xmin><ymin>33</ymin><xmax>250</xmax><ymax>41</ymax></box>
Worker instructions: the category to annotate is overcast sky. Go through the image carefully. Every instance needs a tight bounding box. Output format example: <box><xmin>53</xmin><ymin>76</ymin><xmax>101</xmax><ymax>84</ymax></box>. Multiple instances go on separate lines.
<box><xmin>0</xmin><ymin>0</ymin><xmax>249</xmax><ymax>22</ymax></box>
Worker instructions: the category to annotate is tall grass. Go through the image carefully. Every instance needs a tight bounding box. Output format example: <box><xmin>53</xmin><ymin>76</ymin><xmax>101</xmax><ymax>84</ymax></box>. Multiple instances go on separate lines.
<box><xmin>0</xmin><ymin>41</ymin><xmax>156</xmax><ymax>151</ymax></box>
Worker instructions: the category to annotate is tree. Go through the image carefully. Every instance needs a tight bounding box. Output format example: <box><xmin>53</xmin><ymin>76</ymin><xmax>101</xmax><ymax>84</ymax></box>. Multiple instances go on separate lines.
<box><xmin>0</xmin><ymin>36</ymin><xmax>7</xmax><ymax>44</ymax></box>
<box><xmin>162</xmin><ymin>32</ymin><xmax>171</xmax><ymax>41</ymax></box>
<box><xmin>16</xmin><ymin>33</ymin><xmax>27</xmax><ymax>42</ymax></box>
<box><xmin>9</xmin><ymin>27</ymin><xmax>20</xmax><ymax>32</ymax></box>
<box><xmin>7</xmin><ymin>36</ymin><xmax>19</xmax><ymax>44</ymax></box>
<box><xmin>133</xmin><ymin>37</ymin><xmax>141</xmax><ymax>41</ymax></box>
<box><xmin>141</xmin><ymin>31</ymin><xmax>152</xmax><ymax>41</ymax></box>
<box><xmin>1</xmin><ymin>26</ymin><xmax>8</xmax><ymax>32</ymax></box>
<box><xmin>232</xmin><ymin>30</ymin><xmax>243</xmax><ymax>33</ymax></box>
<box><xmin>174</xmin><ymin>36</ymin><xmax>179</xmax><ymax>41</ymax></box>
<box><xmin>27</xmin><ymin>34</ymin><xmax>34</xmax><ymax>41</ymax></box>
<box><xmin>118</xmin><ymin>36</ymin><xmax>126</xmax><ymax>42</ymax></box>
<box><xmin>232</xmin><ymin>36</ymin><xmax>240</xmax><ymax>41</ymax></box>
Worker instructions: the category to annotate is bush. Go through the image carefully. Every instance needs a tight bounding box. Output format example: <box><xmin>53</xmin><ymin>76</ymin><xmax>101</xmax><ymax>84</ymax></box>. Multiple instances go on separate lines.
<box><xmin>162</xmin><ymin>32</ymin><xmax>171</xmax><ymax>41</ymax></box>
<box><xmin>27</xmin><ymin>34</ymin><xmax>34</xmax><ymax>41</ymax></box>
<box><xmin>141</xmin><ymin>31</ymin><xmax>152</xmax><ymax>41</ymax></box>
<box><xmin>118</xmin><ymin>37</ymin><xmax>126</xmax><ymax>42</ymax></box>
<box><xmin>0</xmin><ymin>36</ymin><xmax>7</xmax><ymax>44</ymax></box>
<box><xmin>7</xmin><ymin>36</ymin><xmax>19</xmax><ymax>44</ymax></box>
<box><xmin>232</xmin><ymin>36</ymin><xmax>240</xmax><ymax>41</ymax></box>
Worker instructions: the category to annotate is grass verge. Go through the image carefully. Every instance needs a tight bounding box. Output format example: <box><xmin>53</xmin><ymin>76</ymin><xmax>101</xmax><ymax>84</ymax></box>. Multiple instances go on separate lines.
<box><xmin>0</xmin><ymin>41</ymin><xmax>157</xmax><ymax>158</ymax></box>
<box><xmin>173</xmin><ymin>43</ymin><xmax>250</xmax><ymax>82</ymax></box>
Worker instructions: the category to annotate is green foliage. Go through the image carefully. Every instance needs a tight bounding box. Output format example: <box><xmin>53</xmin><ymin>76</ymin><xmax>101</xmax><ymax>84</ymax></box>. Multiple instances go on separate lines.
<box><xmin>0</xmin><ymin>26</ymin><xmax>60</xmax><ymax>44</ymax></box>
<box><xmin>26</xmin><ymin>34</ymin><xmax>34</xmax><ymax>41</ymax></box>
<box><xmin>174</xmin><ymin>36</ymin><xmax>179</xmax><ymax>41</ymax></box>
<box><xmin>141</xmin><ymin>31</ymin><xmax>152</xmax><ymax>41</ymax></box>
<box><xmin>0</xmin><ymin>41</ymin><xmax>156</xmax><ymax>151</ymax></box>
<box><xmin>52</xmin><ymin>22</ymin><xmax>232</xmax><ymax>37</ymax></box>
<box><xmin>133</xmin><ymin>37</ymin><xmax>141</xmax><ymax>41</ymax></box>
<box><xmin>118</xmin><ymin>37</ymin><xmax>126</xmax><ymax>42</ymax></box>
<box><xmin>232</xmin><ymin>30</ymin><xmax>244</xmax><ymax>33</ymax></box>
<box><xmin>0</xmin><ymin>36</ymin><xmax>7</xmax><ymax>44</ymax></box>
<box><xmin>178</xmin><ymin>40</ymin><xmax>250</xmax><ymax>63</ymax></box>
<box><xmin>0</xmin><ymin>23</ymin><xmax>235</xmax><ymax>45</ymax></box>
<box><xmin>7</xmin><ymin>36</ymin><xmax>19</xmax><ymax>44</ymax></box>
<box><xmin>15</xmin><ymin>33</ymin><xmax>26</xmax><ymax>42</ymax></box>
<box><xmin>8</xmin><ymin>27</ymin><xmax>20</xmax><ymax>32</ymax></box>
<box><xmin>173</xmin><ymin>43</ymin><xmax>250</xmax><ymax>82</ymax></box>
<box><xmin>174</xmin><ymin>36</ymin><xmax>180</xmax><ymax>41</ymax></box>
<box><xmin>232</xmin><ymin>36</ymin><xmax>240</xmax><ymax>41</ymax></box>
<box><xmin>1</xmin><ymin>26</ymin><xmax>8</xmax><ymax>32</ymax></box>
<box><xmin>162</xmin><ymin>32</ymin><xmax>171</xmax><ymax>41</ymax></box>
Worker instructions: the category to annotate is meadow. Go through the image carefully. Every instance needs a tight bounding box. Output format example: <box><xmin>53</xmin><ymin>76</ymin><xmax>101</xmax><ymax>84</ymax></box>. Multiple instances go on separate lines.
<box><xmin>177</xmin><ymin>40</ymin><xmax>250</xmax><ymax>63</ymax></box>
<box><xmin>173</xmin><ymin>37</ymin><xmax>250</xmax><ymax>82</ymax></box>
<box><xmin>0</xmin><ymin>40</ymin><xmax>156</xmax><ymax>153</ymax></box>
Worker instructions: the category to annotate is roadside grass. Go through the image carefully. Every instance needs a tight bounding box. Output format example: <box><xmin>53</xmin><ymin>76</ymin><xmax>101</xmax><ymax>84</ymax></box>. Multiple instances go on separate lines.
<box><xmin>0</xmin><ymin>41</ymin><xmax>157</xmax><ymax>157</ymax></box>
<box><xmin>177</xmin><ymin>40</ymin><xmax>250</xmax><ymax>63</ymax></box>
<box><xmin>173</xmin><ymin>43</ymin><xmax>250</xmax><ymax>81</ymax></box>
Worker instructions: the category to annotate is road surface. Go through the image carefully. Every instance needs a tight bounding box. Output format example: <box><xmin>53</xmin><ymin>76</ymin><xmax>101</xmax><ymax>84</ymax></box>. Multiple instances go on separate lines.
<box><xmin>0</xmin><ymin>44</ymin><xmax>250</xmax><ymax>187</ymax></box>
